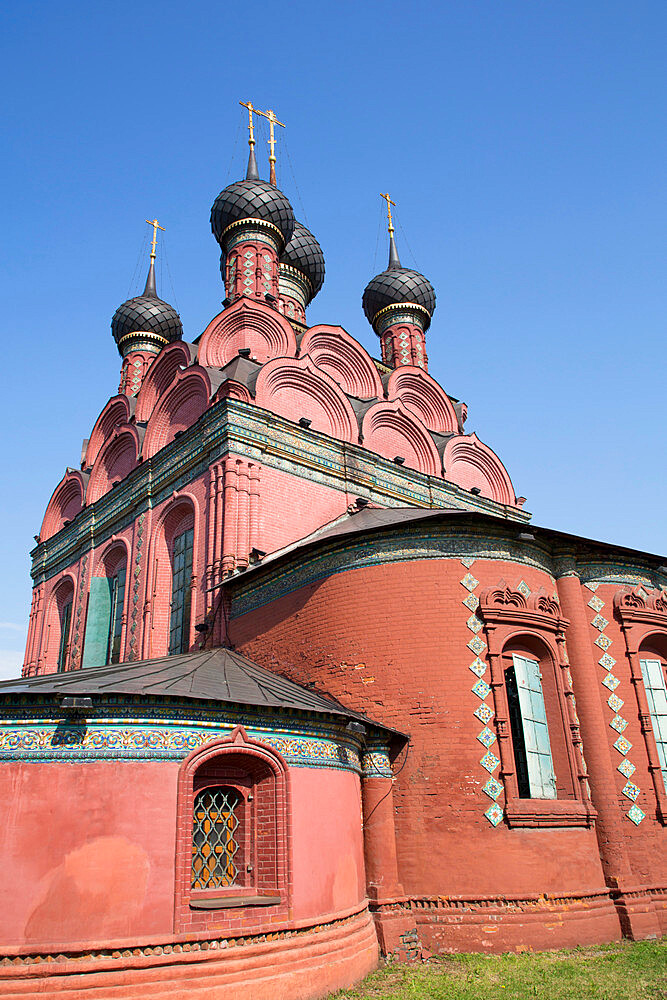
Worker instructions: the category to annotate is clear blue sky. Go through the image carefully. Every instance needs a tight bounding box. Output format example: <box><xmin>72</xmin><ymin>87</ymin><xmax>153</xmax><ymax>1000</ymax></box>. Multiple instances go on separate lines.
<box><xmin>1</xmin><ymin>1</ymin><xmax>665</xmax><ymax>679</ymax></box>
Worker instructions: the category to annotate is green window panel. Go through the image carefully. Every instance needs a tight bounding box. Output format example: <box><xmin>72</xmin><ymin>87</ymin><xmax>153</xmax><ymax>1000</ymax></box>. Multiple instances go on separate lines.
<box><xmin>640</xmin><ymin>658</ymin><xmax>667</xmax><ymax>794</ymax></box>
<box><xmin>169</xmin><ymin>528</ymin><xmax>194</xmax><ymax>655</ymax></box>
<box><xmin>506</xmin><ymin>653</ymin><xmax>557</xmax><ymax>799</ymax></box>
<box><xmin>57</xmin><ymin>601</ymin><xmax>73</xmax><ymax>673</ymax></box>
<box><xmin>82</xmin><ymin>568</ymin><xmax>126</xmax><ymax>668</ymax></box>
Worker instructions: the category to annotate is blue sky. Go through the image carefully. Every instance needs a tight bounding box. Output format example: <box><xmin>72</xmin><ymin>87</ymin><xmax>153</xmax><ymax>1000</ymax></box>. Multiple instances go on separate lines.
<box><xmin>1</xmin><ymin>1</ymin><xmax>665</xmax><ymax>678</ymax></box>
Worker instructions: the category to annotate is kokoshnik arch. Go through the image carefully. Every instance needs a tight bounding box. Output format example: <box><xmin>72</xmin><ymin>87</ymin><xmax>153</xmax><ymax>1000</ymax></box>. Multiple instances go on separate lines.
<box><xmin>1</xmin><ymin>103</ymin><xmax>666</xmax><ymax>1000</ymax></box>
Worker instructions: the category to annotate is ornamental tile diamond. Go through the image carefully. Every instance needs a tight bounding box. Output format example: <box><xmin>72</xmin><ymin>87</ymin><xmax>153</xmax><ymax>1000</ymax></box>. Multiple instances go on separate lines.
<box><xmin>480</xmin><ymin>751</ymin><xmax>500</xmax><ymax>773</ymax></box>
<box><xmin>517</xmin><ymin>580</ymin><xmax>531</xmax><ymax>598</ymax></box>
<box><xmin>621</xmin><ymin>781</ymin><xmax>640</xmax><ymax>802</ymax></box>
<box><xmin>474</xmin><ymin>703</ymin><xmax>494</xmax><ymax>724</ymax></box>
<box><xmin>610</xmin><ymin>714</ymin><xmax>628</xmax><ymax>734</ymax></box>
<box><xmin>462</xmin><ymin>593</ymin><xmax>480</xmax><ymax>612</ymax></box>
<box><xmin>602</xmin><ymin>673</ymin><xmax>620</xmax><ymax>692</ymax></box>
<box><xmin>587</xmin><ymin>595</ymin><xmax>606</xmax><ymax>613</ymax></box>
<box><xmin>584</xmin><ymin>582</ymin><xmax>600</xmax><ymax>592</ymax></box>
<box><xmin>483</xmin><ymin>777</ymin><xmax>503</xmax><ymax>800</ymax></box>
<box><xmin>618</xmin><ymin>759</ymin><xmax>636</xmax><ymax>779</ymax></box>
<box><xmin>461</xmin><ymin>556</ymin><xmax>476</xmax><ymax>568</ymax></box>
<box><xmin>599</xmin><ymin>654</ymin><xmax>616</xmax><ymax>670</ymax></box>
<box><xmin>613</xmin><ymin>735</ymin><xmax>632</xmax><ymax>756</ymax></box>
<box><xmin>607</xmin><ymin>693</ymin><xmax>624</xmax><ymax>712</ymax></box>
<box><xmin>467</xmin><ymin>635</ymin><xmax>486</xmax><ymax>655</ymax></box>
<box><xmin>595</xmin><ymin>634</ymin><xmax>613</xmax><ymax>651</ymax></box>
<box><xmin>627</xmin><ymin>804</ymin><xmax>645</xmax><ymax>826</ymax></box>
<box><xmin>485</xmin><ymin>803</ymin><xmax>504</xmax><ymax>826</ymax></box>
<box><xmin>472</xmin><ymin>678</ymin><xmax>491</xmax><ymax>700</ymax></box>
<box><xmin>469</xmin><ymin>658</ymin><xmax>487</xmax><ymax>678</ymax></box>
<box><xmin>461</xmin><ymin>572</ymin><xmax>479</xmax><ymax>592</ymax></box>
<box><xmin>467</xmin><ymin>615</ymin><xmax>483</xmax><ymax>634</ymax></box>
<box><xmin>477</xmin><ymin>727</ymin><xmax>497</xmax><ymax>748</ymax></box>
<box><xmin>591</xmin><ymin>614</ymin><xmax>609</xmax><ymax>632</ymax></box>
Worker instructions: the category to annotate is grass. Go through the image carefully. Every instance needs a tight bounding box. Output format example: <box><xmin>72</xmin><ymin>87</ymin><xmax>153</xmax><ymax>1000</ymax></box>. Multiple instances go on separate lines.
<box><xmin>330</xmin><ymin>939</ymin><xmax>666</xmax><ymax>1000</ymax></box>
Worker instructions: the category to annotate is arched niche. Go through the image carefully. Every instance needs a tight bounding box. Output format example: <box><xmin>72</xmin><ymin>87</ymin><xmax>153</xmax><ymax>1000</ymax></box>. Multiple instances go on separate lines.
<box><xmin>254</xmin><ymin>356</ymin><xmax>357</xmax><ymax>443</ymax></box>
<box><xmin>135</xmin><ymin>342</ymin><xmax>193</xmax><ymax>423</ymax></box>
<box><xmin>147</xmin><ymin>495</ymin><xmax>198</xmax><ymax>659</ymax></box>
<box><xmin>86</xmin><ymin>427</ymin><xmax>140</xmax><ymax>504</ymax></box>
<box><xmin>84</xmin><ymin>395</ymin><xmax>134</xmax><ymax>469</ymax></box>
<box><xmin>300</xmin><ymin>325</ymin><xmax>383</xmax><ymax>400</ymax></box>
<box><xmin>385</xmin><ymin>366</ymin><xmax>458</xmax><ymax>434</ymax></box>
<box><xmin>360</xmin><ymin>400</ymin><xmax>441</xmax><ymax>476</ymax></box>
<box><xmin>40</xmin><ymin>471</ymin><xmax>86</xmax><ymax>541</ymax></box>
<box><xmin>198</xmin><ymin>299</ymin><xmax>297</xmax><ymax>368</ymax></box>
<box><xmin>42</xmin><ymin>574</ymin><xmax>76</xmax><ymax>673</ymax></box>
<box><xmin>142</xmin><ymin>369</ymin><xmax>211</xmax><ymax>459</ymax></box>
<box><xmin>443</xmin><ymin>433</ymin><xmax>517</xmax><ymax>505</ymax></box>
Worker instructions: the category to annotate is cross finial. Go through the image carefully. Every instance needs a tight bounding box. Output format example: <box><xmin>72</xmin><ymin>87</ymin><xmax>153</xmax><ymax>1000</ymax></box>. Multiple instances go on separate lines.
<box><xmin>256</xmin><ymin>107</ymin><xmax>286</xmax><ymax>185</ymax></box>
<box><xmin>145</xmin><ymin>218</ymin><xmax>165</xmax><ymax>260</ymax></box>
<box><xmin>239</xmin><ymin>100</ymin><xmax>261</xmax><ymax>147</ymax></box>
<box><xmin>380</xmin><ymin>193</ymin><xmax>396</xmax><ymax>235</ymax></box>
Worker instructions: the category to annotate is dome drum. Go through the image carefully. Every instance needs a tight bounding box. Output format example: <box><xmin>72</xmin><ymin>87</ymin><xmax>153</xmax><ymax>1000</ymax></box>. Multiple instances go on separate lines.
<box><xmin>373</xmin><ymin>302</ymin><xmax>432</xmax><ymax>336</ymax></box>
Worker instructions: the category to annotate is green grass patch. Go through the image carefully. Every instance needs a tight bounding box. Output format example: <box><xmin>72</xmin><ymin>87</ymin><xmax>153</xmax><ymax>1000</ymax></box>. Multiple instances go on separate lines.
<box><xmin>331</xmin><ymin>939</ymin><xmax>666</xmax><ymax>1000</ymax></box>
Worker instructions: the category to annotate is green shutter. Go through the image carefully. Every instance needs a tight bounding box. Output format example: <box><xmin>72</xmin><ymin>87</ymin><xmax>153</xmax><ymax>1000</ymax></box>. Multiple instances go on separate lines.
<box><xmin>640</xmin><ymin>658</ymin><xmax>667</xmax><ymax>794</ymax></box>
<box><xmin>81</xmin><ymin>577</ymin><xmax>112</xmax><ymax>668</ymax></box>
<box><xmin>512</xmin><ymin>654</ymin><xmax>557</xmax><ymax>799</ymax></box>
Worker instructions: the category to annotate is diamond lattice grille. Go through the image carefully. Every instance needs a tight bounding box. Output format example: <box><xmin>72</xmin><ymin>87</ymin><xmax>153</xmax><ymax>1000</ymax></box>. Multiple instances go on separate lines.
<box><xmin>191</xmin><ymin>787</ymin><xmax>240</xmax><ymax>889</ymax></box>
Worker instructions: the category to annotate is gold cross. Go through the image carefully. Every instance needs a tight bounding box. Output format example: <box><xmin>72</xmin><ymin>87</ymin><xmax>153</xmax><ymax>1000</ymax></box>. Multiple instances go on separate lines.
<box><xmin>239</xmin><ymin>100</ymin><xmax>260</xmax><ymax>146</ymax></box>
<box><xmin>256</xmin><ymin>107</ymin><xmax>286</xmax><ymax>165</ymax></box>
<box><xmin>145</xmin><ymin>218</ymin><xmax>165</xmax><ymax>259</ymax></box>
<box><xmin>380</xmin><ymin>193</ymin><xmax>396</xmax><ymax>234</ymax></box>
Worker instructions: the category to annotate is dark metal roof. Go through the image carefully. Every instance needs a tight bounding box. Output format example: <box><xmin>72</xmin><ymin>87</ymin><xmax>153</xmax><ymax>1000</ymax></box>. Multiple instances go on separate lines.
<box><xmin>280</xmin><ymin>221</ymin><xmax>325</xmax><ymax>300</ymax></box>
<box><xmin>0</xmin><ymin>648</ymin><xmax>397</xmax><ymax>731</ymax></box>
<box><xmin>362</xmin><ymin>266</ymin><xmax>436</xmax><ymax>331</ymax></box>
<box><xmin>211</xmin><ymin>179</ymin><xmax>295</xmax><ymax>246</ymax></box>
<box><xmin>111</xmin><ymin>259</ymin><xmax>183</xmax><ymax>353</ymax></box>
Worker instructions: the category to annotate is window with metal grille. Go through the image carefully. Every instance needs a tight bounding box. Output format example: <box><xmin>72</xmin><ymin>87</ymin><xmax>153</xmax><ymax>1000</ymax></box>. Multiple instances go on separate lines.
<box><xmin>57</xmin><ymin>600</ymin><xmax>73</xmax><ymax>672</ymax></box>
<box><xmin>506</xmin><ymin>653</ymin><xmax>557</xmax><ymax>799</ymax></box>
<box><xmin>106</xmin><ymin>567</ymin><xmax>126</xmax><ymax>664</ymax></box>
<box><xmin>169</xmin><ymin>527</ymin><xmax>194</xmax><ymax>655</ymax></box>
<box><xmin>191</xmin><ymin>786</ymin><xmax>241</xmax><ymax>890</ymax></box>
<box><xmin>640</xmin><ymin>658</ymin><xmax>667</xmax><ymax>794</ymax></box>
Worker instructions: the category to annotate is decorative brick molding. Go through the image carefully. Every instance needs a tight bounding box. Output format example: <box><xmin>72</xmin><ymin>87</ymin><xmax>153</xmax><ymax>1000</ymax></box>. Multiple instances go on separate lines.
<box><xmin>477</xmin><ymin>579</ymin><xmax>595</xmax><ymax>828</ymax></box>
<box><xmin>613</xmin><ymin>585</ymin><xmax>667</xmax><ymax>823</ymax></box>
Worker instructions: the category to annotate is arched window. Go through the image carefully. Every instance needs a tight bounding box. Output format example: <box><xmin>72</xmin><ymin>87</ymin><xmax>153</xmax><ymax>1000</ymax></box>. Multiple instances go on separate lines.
<box><xmin>505</xmin><ymin>653</ymin><xmax>556</xmax><ymax>799</ymax></box>
<box><xmin>169</xmin><ymin>527</ymin><xmax>194</xmax><ymax>655</ymax></box>
<box><xmin>57</xmin><ymin>598</ymin><xmax>73</xmax><ymax>673</ymax></box>
<box><xmin>81</xmin><ymin>547</ymin><xmax>128</xmax><ymax>668</ymax></box>
<box><xmin>175</xmin><ymin>731</ymin><xmax>289</xmax><ymax>932</ymax></box>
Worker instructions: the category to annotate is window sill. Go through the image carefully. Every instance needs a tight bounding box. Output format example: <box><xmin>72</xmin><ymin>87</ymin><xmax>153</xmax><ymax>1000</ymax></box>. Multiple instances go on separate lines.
<box><xmin>505</xmin><ymin>798</ymin><xmax>596</xmax><ymax>829</ymax></box>
<box><xmin>189</xmin><ymin>894</ymin><xmax>282</xmax><ymax>910</ymax></box>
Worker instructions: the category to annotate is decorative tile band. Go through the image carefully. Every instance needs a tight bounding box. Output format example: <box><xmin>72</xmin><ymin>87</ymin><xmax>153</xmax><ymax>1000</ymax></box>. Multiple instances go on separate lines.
<box><xmin>0</xmin><ymin>719</ymin><xmax>361</xmax><ymax>772</ymax></box>
<box><xmin>460</xmin><ymin>559</ymin><xmax>503</xmax><ymax>828</ymax></box>
<box><xmin>587</xmin><ymin>587</ymin><xmax>643</xmax><ymax>824</ymax></box>
<box><xmin>361</xmin><ymin>750</ymin><xmax>393</xmax><ymax>778</ymax></box>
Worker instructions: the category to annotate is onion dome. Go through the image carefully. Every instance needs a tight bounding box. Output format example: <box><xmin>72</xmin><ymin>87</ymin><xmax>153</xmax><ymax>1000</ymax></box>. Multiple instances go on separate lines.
<box><xmin>362</xmin><ymin>231</ymin><xmax>436</xmax><ymax>333</ymax></box>
<box><xmin>211</xmin><ymin>148</ymin><xmax>295</xmax><ymax>248</ymax></box>
<box><xmin>111</xmin><ymin>258</ymin><xmax>183</xmax><ymax>356</ymax></box>
<box><xmin>280</xmin><ymin>221</ymin><xmax>325</xmax><ymax>301</ymax></box>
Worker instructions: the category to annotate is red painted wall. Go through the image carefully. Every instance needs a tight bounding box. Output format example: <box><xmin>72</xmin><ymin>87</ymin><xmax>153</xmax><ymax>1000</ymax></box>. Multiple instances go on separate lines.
<box><xmin>0</xmin><ymin>757</ymin><xmax>365</xmax><ymax>955</ymax></box>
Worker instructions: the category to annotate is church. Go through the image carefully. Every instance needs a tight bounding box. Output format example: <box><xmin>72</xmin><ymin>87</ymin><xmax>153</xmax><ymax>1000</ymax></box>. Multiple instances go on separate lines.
<box><xmin>1</xmin><ymin>103</ymin><xmax>665</xmax><ymax>1000</ymax></box>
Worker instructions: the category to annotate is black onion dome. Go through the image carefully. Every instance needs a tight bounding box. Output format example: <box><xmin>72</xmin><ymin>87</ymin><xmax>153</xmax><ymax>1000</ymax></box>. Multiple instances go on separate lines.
<box><xmin>211</xmin><ymin>179</ymin><xmax>295</xmax><ymax>246</ymax></box>
<box><xmin>362</xmin><ymin>266</ymin><xmax>436</xmax><ymax>331</ymax></box>
<box><xmin>280</xmin><ymin>221</ymin><xmax>325</xmax><ymax>298</ymax></box>
<box><xmin>111</xmin><ymin>260</ymin><xmax>182</xmax><ymax>351</ymax></box>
